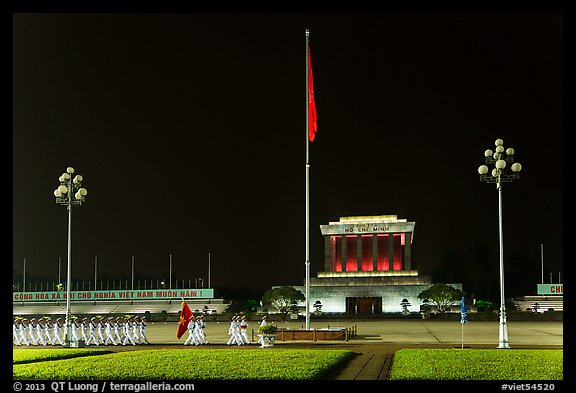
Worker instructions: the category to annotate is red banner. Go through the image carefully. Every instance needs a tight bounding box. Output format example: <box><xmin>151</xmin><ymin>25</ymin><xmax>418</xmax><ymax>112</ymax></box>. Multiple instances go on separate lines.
<box><xmin>176</xmin><ymin>300</ymin><xmax>194</xmax><ymax>339</ymax></box>
<box><xmin>308</xmin><ymin>46</ymin><xmax>318</xmax><ymax>142</ymax></box>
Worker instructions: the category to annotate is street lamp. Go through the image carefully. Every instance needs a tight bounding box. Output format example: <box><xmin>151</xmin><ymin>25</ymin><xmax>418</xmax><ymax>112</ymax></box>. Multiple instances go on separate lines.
<box><xmin>478</xmin><ymin>139</ymin><xmax>522</xmax><ymax>349</ymax></box>
<box><xmin>54</xmin><ymin>166</ymin><xmax>87</xmax><ymax>347</ymax></box>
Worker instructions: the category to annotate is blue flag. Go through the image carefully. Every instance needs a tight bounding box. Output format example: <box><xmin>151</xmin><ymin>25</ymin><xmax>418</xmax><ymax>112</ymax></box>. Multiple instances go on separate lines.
<box><xmin>460</xmin><ymin>296</ymin><xmax>468</xmax><ymax>323</ymax></box>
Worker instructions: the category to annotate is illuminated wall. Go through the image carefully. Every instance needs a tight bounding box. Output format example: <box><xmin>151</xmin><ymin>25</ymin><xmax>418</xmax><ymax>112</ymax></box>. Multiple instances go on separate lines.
<box><xmin>345</xmin><ymin>235</ymin><xmax>357</xmax><ymax>271</ymax></box>
<box><xmin>329</xmin><ymin>233</ymin><xmax>408</xmax><ymax>272</ymax></box>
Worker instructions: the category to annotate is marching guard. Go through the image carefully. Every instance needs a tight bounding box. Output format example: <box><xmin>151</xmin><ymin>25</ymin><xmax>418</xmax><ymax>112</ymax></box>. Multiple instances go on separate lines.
<box><xmin>70</xmin><ymin>317</ymin><xmax>79</xmax><ymax>342</ymax></box>
<box><xmin>227</xmin><ymin>315</ymin><xmax>244</xmax><ymax>346</ymax></box>
<box><xmin>19</xmin><ymin>318</ymin><xmax>30</xmax><ymax>346</ymax></box>
<box><xmin>14</xmin><ymin>319</ymin><xmax>28</xmax><ymax>346</ymax></box>
<box><xmin>43</xmin><ymin>318</ymin><xmax>55</xmax><ymax>345</ymax></box>
<box><xmin>13</xmin><ymin>319</ymin><xmax>21</xmax><ymax>346</ymax></box>
<box><xmin>184</xmin><ymin>315</ymin><xmax>199</xmax><ymax>346</ymax></box>
<box><xmin>104</xmin><ymin>317</ymin><xmax>117</xmax><ymax>345</ymax></box>
<box><xmin>257</xmin><ymin>315</ymin><xmax>269</xmax><ymax>346</ymax></box>
<box><xmin>122</xmin><ymin>317</ymin><xmax>136</xmax><ymax>346</ymax></box>
<box><xmin>132</xmin><ymin>317</ymin><xmax>142</xmax><ymax>344</ymax></box>
<box><xmin>114</xmin><ymin>317</ymin><xmax>124</xmax><ymax>343</ymax></box>
<box><xmin>53</xmin><ymin>318</ymin><xmax>65</xmax><ymax>346</ymax></box>
<box><xmin>96</xmin><ymin>317</ymin><xmax>105</xmax><ymax>344</ymax></box>
<box><xmin>27</xmin><ymin>318</ymin><xmax>38</xmax><ymax>346</ymax></box>
<box><xmin>86</xmin><ymin>317</ymin><xmax>99</xmax><ymax>346</ymax></box>
<box><xmin>194</xmin><ymin>315</ymin><xmax>208</xmax><ymax>345</ymax></box>
<box><xmin>35</xmin><ymin>318</ymin><xmax>47</xmax><ymax>346</ymax></box>
<box><xmin>239</xmin><ymin>316</ymin><xmax>250</xmax><ymax>345</ymax></box>
<box><xmin>139</xmin><ymin>317</ymin><xmax>150</xmax><ymax>344</ymax></box>
<box><xmin>80</xmin><ymin>318</ymin><xmax>89</xmax><ymax>342</ymax></box>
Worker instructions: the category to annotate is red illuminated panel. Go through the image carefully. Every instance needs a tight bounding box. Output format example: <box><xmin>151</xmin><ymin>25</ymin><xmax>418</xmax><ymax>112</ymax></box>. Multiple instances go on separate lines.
<box><xmin>361</xmin><ymin>235</ymin><xmax>373</xmax><ymax>271</ymax></box>
<box><xmin>376</xmin><ymin>234</ymin><xmax>389</xmax><ymax>271</ymax></box>
<box><xmin>346</xmin><ymin>235</ymin><xmax>358</xmax><ymax>271</ymax></box>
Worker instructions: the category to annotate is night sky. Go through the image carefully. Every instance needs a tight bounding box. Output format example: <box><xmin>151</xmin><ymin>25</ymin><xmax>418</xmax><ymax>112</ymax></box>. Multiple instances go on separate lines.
<box><xmin>12</xmin><ymin>11</ymin><xmax>564</xmax><ymax>295</ymax></box>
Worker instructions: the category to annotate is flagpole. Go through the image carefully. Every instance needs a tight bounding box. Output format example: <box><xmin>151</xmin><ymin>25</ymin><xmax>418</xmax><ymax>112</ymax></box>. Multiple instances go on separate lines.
<box><xmin>460</xmin><ymin>296</ymin><xmax>467</xmax><ymax>349</ymax></box>
<box><xmin>461</xmin><ymin>319</ymin><xmax>464</xmax><ymax>349</ymax></box>
<box><xmin>305</xmin><ymin>28</ymin><xmax>311</xmax><ymax>330</ymax></box>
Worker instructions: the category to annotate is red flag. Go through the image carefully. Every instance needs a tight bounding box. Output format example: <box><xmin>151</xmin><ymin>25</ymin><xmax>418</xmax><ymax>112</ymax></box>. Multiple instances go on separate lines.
<box><xmin>308</xmin><ymin>46</ymin><xmax>318</xmax><ymax>142</ymax></box>
<box><xmin>176</xmin><ymin>299</ymin><xmax>194</xmax><ymax>339</ymax></box>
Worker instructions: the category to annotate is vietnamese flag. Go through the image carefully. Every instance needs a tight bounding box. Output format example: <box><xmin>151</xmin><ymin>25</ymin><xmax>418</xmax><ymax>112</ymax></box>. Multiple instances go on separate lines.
<box><xmin>308</xmin><ymin>46</ymin><xmax>318</xmax><ymax>142</ymax></box>
<box><xmin>176</xmin><ymin>299</ymin><xmax>194</xmax><ymax>339</ymax></box>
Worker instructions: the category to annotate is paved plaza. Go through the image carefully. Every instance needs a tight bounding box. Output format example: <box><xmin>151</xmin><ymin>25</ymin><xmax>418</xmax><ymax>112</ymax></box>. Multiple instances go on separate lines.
<box><xmin>140</xmin><ymin>319</ymin><xmax>563</xmax><ymax>347</ymax></box>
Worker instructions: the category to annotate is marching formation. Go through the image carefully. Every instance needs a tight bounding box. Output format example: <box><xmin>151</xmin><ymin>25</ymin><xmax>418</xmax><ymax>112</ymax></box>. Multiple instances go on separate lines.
<box><xmin>226</xmin><ymin>315</ymin><xmax>251</xmax><ymax>346</ymax></box>
<box><xmin>13</xmin><ymin>316</ymin><xmax>150</xmax><ymax>346</ymax></box>
<box><xmin>183</xmin><ymin>314</ymin><xmax>208</xmax><ymax>346</ymax></box>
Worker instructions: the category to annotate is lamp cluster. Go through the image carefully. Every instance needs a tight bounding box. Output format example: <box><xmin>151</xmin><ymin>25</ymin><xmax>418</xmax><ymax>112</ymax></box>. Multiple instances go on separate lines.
<box><xmin>478</xmin><ymin>139</ymin><xmax>522</xmax><ymax>187</ymax></box>
<box><xmin>54</xmin><ymin>167</ymin><xmax>87</xmax><ymax>206</ymax></box>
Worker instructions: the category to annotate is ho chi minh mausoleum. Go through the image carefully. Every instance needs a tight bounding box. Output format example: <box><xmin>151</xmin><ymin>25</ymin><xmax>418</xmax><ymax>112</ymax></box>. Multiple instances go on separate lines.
<box><xmin>293</xmin><ymin>214</ymin><xmax>462</xmax><ymax>314</ymax></box>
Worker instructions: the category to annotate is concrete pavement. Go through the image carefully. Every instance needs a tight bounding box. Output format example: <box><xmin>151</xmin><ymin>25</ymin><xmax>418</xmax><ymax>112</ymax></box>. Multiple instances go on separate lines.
<box><xmin>141</xmin><ymin>319</ymin><xmax>563</xmax><ymax>347</ymax></box>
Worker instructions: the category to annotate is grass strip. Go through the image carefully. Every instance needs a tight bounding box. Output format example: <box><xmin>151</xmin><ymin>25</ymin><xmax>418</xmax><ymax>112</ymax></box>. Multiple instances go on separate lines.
<box><xmin>389</xmin><ymin>349</ymin><xmax>563</xmax><ymax>380</ymax></box>
<box><xmin>13</xmin><ymin>348</ymin><xmax>114</xmax><ymax>365</ymax></box>
<box><xmin>13</xmin><ymin>348</ymin><xmax>353</xmax><ymax>380</ymax></box>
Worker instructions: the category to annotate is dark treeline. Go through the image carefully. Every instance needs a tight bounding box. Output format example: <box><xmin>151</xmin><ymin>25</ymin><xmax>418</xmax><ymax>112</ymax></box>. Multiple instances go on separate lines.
<box><xmin>430</xmin><ymin>242</ymin><xmax>550</xmax><ymax>303</ymax></box>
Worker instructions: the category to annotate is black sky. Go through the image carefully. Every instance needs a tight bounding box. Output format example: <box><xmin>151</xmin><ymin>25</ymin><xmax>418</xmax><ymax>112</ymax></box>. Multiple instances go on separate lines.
<box><xmin>12</xmin><ymin>10</ymin><xmax>565</xmax><ymax>293</ymax></box>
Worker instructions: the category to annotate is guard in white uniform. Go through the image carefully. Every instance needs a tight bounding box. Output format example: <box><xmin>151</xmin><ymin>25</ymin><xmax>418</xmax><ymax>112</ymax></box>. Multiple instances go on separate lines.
<box><xmin>226</xmin><ymin>316</ymin><xmax>236</xmax><ymax>345</ymax></box>
<box><xmin>227</xmin><ymin>316</ymin><xmax>244</xmax><ymax>346</ymax></box>
<box><xmin>53</xmin><ymin>318</ymin><xmax>65</xmax><ymax>346</ymax></box>
<box><xmin>239</xmin><ymin>316</ymin><xmax>250</xmax><ymax>344</ymax></box>
<box><xmin>86</xmin><ymin>317</ymin><xmax>99</xmax><ymax>346</ymax></box>
<box><xmin>132</xmin><ymin>317</ymin><xmax>142</xmax><ymax>344</ymax></box>
<box><xmin>139</xmin><ymin>317</ymin><xmax>150</xmax><ymax>344</ymax></box>
<box><xmin>195</xmin><ymin>315</ymin><xmax>208</xmax><ymax>345</ymax></box>
<box><xmin>114</xmin><ymin>317</ymin><xmax>123</xmax><ymax>343</ymax></box>
<box><xmin>70</xmin><ymin>317</ymin><xmax>79</xmax><ymax>342</ymax></box>
<box><xmin>257</xmin><ymin>315</ymin><xmax>269</xmax><ymax>346</ymax></box>
<box><xmin>104</xmin><ymin>317</ymin><xmax>117</xmax><ymax>345</ymax></box>
<box><xmin>18</xmin><ymin>319</ymin><xmax>30</xmax><ymax>346</ymax></box>
<box><xmin>184</xmin><ymin>316</ymin><xmax>199</xmax><ymax>346</ymax></box>
<box><xmin>96</xmin><ymin>317</ymin><xmax>105</xmax><ymax>345</ymax></box>
<box><xmin>43</xmin><ymin>318</ymin><xmax>55</xmax><ymax>345</ymax></box>
<box><xmin>35</xmin><ymin>318</ymin><xmax>47</xmax><ymax>346</ymax></box>
<box><xmin>27</xmin><ymin>318</ymin><xmax>38</xmax><ymax>346</ymax></box>
<box><xmin>80</xmin><ymin>318</ymin><xmax>89</xmax><ymax>342</ymax></box>
<box><xmin>13</xmin><ymin>319</ymin><xmax>21</xmax><ymax>346</ymax></box>
<box><xmin>122</xmin><ymin>317</ymin><xmax>136</xmax><ymax>346</ymax></box>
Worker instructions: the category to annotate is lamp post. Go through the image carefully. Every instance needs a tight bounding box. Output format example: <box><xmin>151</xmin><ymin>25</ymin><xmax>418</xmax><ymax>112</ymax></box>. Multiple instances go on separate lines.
<box><xmin>478</xmin><ymin>139</ymin><xmax>522</xmax><ymax>349</ymax></box>
<box><xmin>54</xmin><ymin>166</ymin><xmax>87</xmax><ymax>347</ymax></box>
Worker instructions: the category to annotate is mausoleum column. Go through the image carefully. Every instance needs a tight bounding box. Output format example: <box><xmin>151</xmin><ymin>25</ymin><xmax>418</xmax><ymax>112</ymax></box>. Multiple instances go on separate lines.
<box><xmin>342</xmin><ymin>235</ymin><xmax>347</xmax><ymax>272</ymax></box>
<box><xmin>388</xmin><ymin>233</ymin><xmax>394</xmax><ymax>271</ymax></box>
<box><xmin>357</xmin><ymin>235</ymin><xmax>362</xmax><ymax>271</ymax></box>
<box><xmin>372</xmin><ymin>234</ymin><xmax>378</xmax><ymax>271</ymax></box>
<box><xmin>404</xmin><ymin>232</ymin><xmax>412</xmax><ymax>270</ymax></box>
<box><xmin>324</xmin><ymin>236</ymin><xmax>332</xmax><ymax>271</ymax></box>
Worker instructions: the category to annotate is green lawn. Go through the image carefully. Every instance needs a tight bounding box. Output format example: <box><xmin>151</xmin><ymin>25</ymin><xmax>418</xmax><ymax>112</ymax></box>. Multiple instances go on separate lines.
<box><xmin>13</xmin><ymin>347</ymin><xmax>563</xmax><ymax>380</ymax></box>
<box><xmin>389</xmin><ymin>349</ymin><xmax>563</xmax><ymax>380</ymax></box>
<box><xmin>13</xmin><ymin>348</ymin><xmax>352</xmax><ymax>380</ymax></box>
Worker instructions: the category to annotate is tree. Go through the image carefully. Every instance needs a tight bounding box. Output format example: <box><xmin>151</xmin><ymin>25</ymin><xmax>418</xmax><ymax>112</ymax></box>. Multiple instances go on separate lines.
<box><xmin>417</xmin><ymin>283</ymin><xmax>463</xmax><ymax>313</ymax></box>
<box><xmin>261</xmin><ymin>286</ymin><xmax>305</xmax><ymax>315</ymax></box>
<box><xmin>400</xmin><ymin>298</ymin><xmax>411</xmax><ymax>315</ymax></box>
<box><xmin>313</xmin><ymin>300</ymin><xmax>323</xmax><ymax>315</ymax></box>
